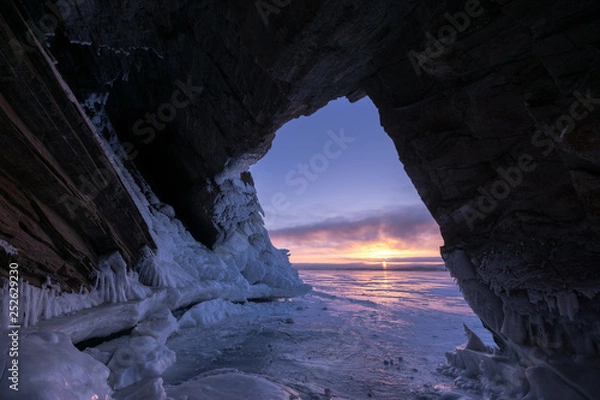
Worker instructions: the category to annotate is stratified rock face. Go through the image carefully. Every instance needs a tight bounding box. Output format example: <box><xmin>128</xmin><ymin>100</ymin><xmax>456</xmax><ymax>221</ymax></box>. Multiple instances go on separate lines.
<box><xmin>0</xmin><ymin>1</ymin><xmax>155</xmax><ymax>289</ymax></box>
<box><xmin>1</xmin><ymin>0</ymin><xmax>599</xmax><ymax>397</ymax></box>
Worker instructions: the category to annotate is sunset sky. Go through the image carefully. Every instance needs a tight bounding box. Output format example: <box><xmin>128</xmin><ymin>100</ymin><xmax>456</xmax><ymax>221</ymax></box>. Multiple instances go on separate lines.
<box><xmin>250</xmin><ymin>97</ymin><xmax>443</xmax><ymax>267</ymax></box>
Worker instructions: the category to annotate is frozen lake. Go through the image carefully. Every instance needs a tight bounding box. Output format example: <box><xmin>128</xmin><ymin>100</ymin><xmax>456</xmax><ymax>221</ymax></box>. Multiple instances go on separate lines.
<box><xmin>163</xmin><ymin>269</ymin><xmax>493</xmax><ymax>399</ymax></box>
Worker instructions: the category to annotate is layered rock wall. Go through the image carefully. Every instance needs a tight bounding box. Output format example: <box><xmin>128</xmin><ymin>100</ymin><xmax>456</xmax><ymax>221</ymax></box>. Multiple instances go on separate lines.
<box><xmin>0</xmin><ymin>1</ymin><xmax>154</xmax><ymax>289</ymax></box>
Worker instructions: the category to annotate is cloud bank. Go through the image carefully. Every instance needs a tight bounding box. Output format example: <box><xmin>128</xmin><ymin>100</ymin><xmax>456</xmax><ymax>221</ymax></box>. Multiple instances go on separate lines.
<box><xmin>269</xmin><ymin>206</ymin><xmax>443</xmax><ymax>263</ymax></box>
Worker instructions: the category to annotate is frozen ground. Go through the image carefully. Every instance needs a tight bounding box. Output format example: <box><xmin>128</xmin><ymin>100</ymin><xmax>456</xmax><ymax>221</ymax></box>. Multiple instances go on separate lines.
<box><xmin>0</xmin><ymin>268</ymin><xmax>495</xmax><ymax>399</ymax></box>
<box><xmin>162</xmin><ymin>269</ymin><xmax>494</xmax><ymax>400</ymax></box>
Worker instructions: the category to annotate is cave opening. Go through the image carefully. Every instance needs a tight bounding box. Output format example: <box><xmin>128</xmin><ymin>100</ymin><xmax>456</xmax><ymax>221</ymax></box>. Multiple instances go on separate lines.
<box><xmin>251</xmin><ymin>96</ymin><xmax>444</xmax><ymax>269</ymax></box>
<box><xmin>159</xmin><ymin>95</ymin><xmax>497</xmax><ymax>393</ymax></box>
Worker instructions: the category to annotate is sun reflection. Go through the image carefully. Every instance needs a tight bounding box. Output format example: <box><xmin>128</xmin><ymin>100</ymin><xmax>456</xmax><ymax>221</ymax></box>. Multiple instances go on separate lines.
<box><xmin>382</xmin><ymin>260</ymin><xmax>387</xmax><ymax>269</ymax></box>
<box><xmin>381</xmin><ymin>265</ymin><xmax>391</xmax><ymax>292</ymax></box>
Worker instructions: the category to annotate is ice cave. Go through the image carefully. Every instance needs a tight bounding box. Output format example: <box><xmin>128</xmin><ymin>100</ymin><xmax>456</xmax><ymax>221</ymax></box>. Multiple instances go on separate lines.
<box><xmin>0</xmin><ymin>0</ymin><xmax>599</xmax><ymax>399</ymax></box>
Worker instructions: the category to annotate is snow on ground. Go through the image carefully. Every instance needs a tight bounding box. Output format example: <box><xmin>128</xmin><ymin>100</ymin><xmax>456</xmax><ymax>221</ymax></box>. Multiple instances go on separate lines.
<box><xmin>0</xmin><ymin>268</ymin><xmax>494</xmax><ymax>399</ymax></box>
<box><xmin>166</xmin><ymin>370</ymin><xmax>303</xmax><ymax>400</ymax></box>
<box><xmin>161</xmin><ymin>269</ymin><xmax>494</xmax><ymax>400</ymax></box>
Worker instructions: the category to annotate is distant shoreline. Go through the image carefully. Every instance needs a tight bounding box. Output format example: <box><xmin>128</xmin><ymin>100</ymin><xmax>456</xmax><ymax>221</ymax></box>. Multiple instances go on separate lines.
<box><xmin>293</xmin><ymin>263</ymin><xmax>446</xmax><ymax>272</ymax></box>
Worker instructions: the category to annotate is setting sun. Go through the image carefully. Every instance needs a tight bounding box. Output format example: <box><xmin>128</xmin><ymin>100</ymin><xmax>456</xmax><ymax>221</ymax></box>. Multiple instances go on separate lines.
<box><xmin>346</xmin><ymin>241</ymin><xmax>435</xmax><ymax>262</ymax></box>
<box><xmin>269</xmin><ymin>228</ymin><xmax>444</xmax><ymax>266</ymax></box>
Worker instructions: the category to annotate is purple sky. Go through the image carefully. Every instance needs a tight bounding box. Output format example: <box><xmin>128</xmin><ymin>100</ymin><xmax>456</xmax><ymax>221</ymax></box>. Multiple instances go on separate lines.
<box><xmin>250</xmin><ymin>97</ymin><xmax>443</xmax><ymax>266</ymax></box>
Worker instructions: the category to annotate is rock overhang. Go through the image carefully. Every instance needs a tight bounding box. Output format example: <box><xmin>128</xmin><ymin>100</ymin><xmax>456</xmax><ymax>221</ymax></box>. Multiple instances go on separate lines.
<box><xmin>1</xmin><ymin>0</ymin><xmax>600</xmax><ymax>396</ymax></box>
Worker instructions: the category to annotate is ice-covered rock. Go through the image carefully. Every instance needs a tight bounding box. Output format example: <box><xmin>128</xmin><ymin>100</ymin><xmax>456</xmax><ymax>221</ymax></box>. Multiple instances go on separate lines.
<box><xmin>94</xmin><ymin>252</ymin><xmax>153</xmax><ymax>304</ymax></box>
<box><xmin>463</xmin><ymin>323</ymin><xmax>489</xmax><ymax>353</ymax></box>
<box><xmin>522</xmin><ymin>366</ymin><xmax>580</xmax><ymax>400</ymax></box>
<box><xmin>3</xmin><ymin>3</ymin><xmax>600</xmax><ymax>398</ymax></box>
<box><xmin>107</xmin><ymin>335</ymin><xmax>176</xmax><ymax>390</ymax></box>
<box><xmin>178</xmin><ymin>298</ymin><xmax>245</xmax><ymax>329</ymax></box>
<box><xmin>443</xmin><ymin>322</ymin><xmax>600</xmax><ymax>399</ymax></box>
<box><xmin>113</xmin><ymin>377</ymin><xmax>169</xmax><ymax>400</ymax></box>
<box><xmin>0</xmin><ymin>148</ymin><xmax>308</xmax><ymax>339</ymax></box>
<box><xmin>133</xmin><ymin>307</ymin><xmax>178</xmax><ymax>345</ymax></box>
<box><xmin>0</xmin><ymin>332</ymin><xmax>112</xmax><ymax>400</ymax></box>
<box><xmin>82</xmin><ymin>308</ymin><xmax>179</xmax><ymax>392</ymax></box>
<box><xmin>165</xmin><ymin>369</ymin><xmax>301</xmax><ymax>400</ymax></box>
<box><xmin>212</xmin><ymin>177</ymin><xmax>309</xmax><ymax>293</ymax></box>
<box><xmin>443</xmin><ymin>324</ymin><xmax>528</xmax><ymax>398</ymax></box>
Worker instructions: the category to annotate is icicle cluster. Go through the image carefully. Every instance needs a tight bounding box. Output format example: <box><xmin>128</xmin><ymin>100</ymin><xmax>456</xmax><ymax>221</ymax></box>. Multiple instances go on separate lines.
<box><xmin>0</xmin><ymin>252</ymin><xmax>152</xmax><ymax>329</ymax></box>
<box><xmin>212</xmin><ymin>177</ymin><xmax>306</xmax><ymax>290</ymax></box>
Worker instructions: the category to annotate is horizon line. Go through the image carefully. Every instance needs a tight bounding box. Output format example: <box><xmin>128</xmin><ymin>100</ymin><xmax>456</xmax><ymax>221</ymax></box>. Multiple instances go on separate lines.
<box><xmin>292</xmin><ymin>262</ymin><xmax>446</xmax><ymax>271</ymax></box>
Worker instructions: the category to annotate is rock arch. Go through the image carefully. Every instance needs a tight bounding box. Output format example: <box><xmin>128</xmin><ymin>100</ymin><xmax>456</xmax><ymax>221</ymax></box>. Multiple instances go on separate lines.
<box><xmin>1</xmin><ymin>0</ymin><xmax>599</xmax><ymax>397</ymax></box>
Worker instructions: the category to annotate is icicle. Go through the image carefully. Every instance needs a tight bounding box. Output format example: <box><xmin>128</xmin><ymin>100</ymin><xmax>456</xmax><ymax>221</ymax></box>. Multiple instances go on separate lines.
<box><xmin>556</xmin><ymin>292</ymin><xmax>579</xmax><ymax>321</ymax></box>
<box><xmin>0</xmin><ymin>281</ymin><xmax>9</xmax><ymax>328</ymax></box>
<box><xmin>22</xmin><ymin>280</ymin><xmax>32</xmax><ymax>327</ymax></box>
<box><xmin>0</xmin><ymin>252</ymin><xmax>153</xmax><ymax>328</ymax></box>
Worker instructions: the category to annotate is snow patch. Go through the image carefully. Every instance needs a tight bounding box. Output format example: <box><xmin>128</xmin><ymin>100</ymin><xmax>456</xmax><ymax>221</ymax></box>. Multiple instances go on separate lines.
<box><xmin>113</xmin><ymin>377</ymin><xmax>168</xmax><ymax>400</ymax></box>
<box><xmin>178</xmin><ymin>298</ymin><xmax>245</xmax><ymax>329</ymax></box>
<box><xmin>165</xmin><ymin>369</ymin><xmax>301</xmax><ymax>400</ymax></box>
<box><xmin>69</xmin><ymin>39</ymin><xmax>93</xmax><ymax>46</ymax></box>
<box><xmin>81</xmin><ymin>307</ymin><xmax>178</xmax><ymax>392</ymax></box>
<box><xmin>107</xmin><ymin>335</ymin><xmax>176</xmax><ymax>390</ymax></box>
<box><xmin>215</xmin><ymin>155</ymin><xmax>261</xmax><ymax>184</ymax></box>
<box><xmin>0</xmin><ymin>239</ymin><xmax>17</xmax><ymax>255</ymax></box>
<box><xmin>132</xmin><ymin>307</ymin><xmax>179</xmax><ymax>345</ymax></box>
<box><xmin>0</xmin><ymin>332</ymin><xmax>112</xmax><ymax>400</ymax></box>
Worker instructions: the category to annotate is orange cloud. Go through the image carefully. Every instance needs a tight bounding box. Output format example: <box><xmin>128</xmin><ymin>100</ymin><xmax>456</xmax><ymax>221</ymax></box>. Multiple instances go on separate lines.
<box><xmin>268</xmin><ymin>207</ymin><xmax>443</xmax><ymax>265</ymax></box>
